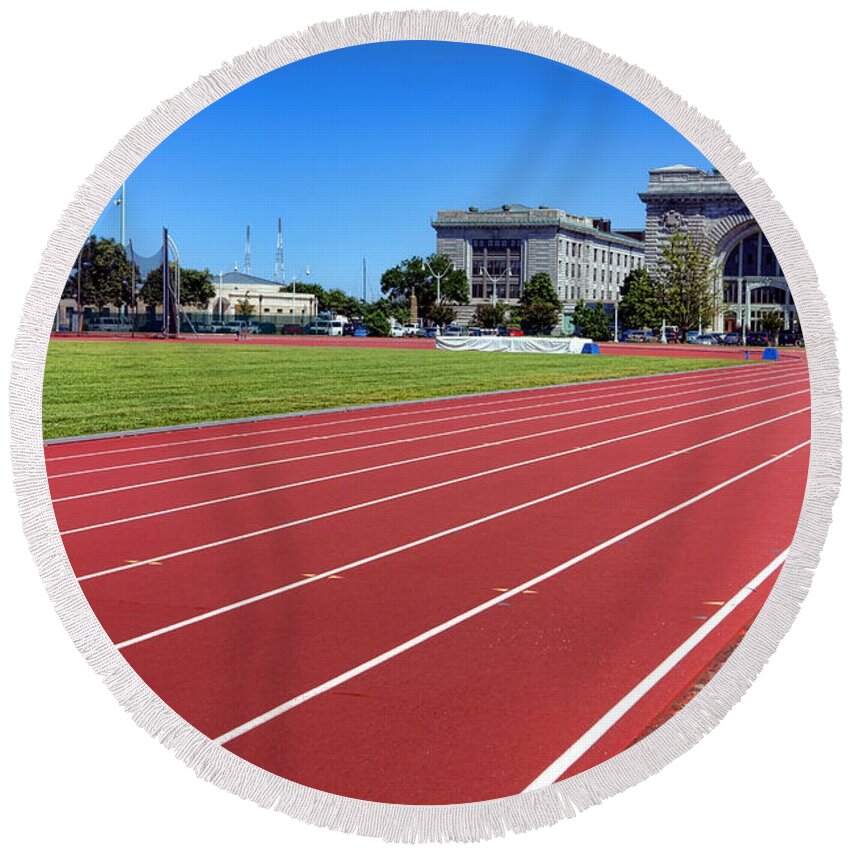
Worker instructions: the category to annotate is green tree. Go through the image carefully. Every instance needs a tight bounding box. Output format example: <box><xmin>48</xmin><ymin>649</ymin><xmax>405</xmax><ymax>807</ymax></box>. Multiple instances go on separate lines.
<box><xmin>138</xmin><ymin>265</ymin><xmax>216</xmax><ymax>308</ymax></box>
<box><xmin>381</xmin><ymin>254</ymin><xmax>469</xmax><ymax>317</ymax></box>
<box><xmin>572</xmin><ymin>299</ymin><xmax>612</xmax><ymax>341</ymax></box>
<box><xmin>760</xmin><ymin>310</ymin><xmax>785</xmax><ymax>344</ymax></box>
<box><xmin>654</xmin><ymin>233</ymin><xmax>720</xmax><ymax>342</ymax></box>
<box><xmin>516</xmin><ymin>272</ymin><xmax>561</xmax><ymax>335</ymax></box>
<box><xmin>362</xmin><ymin>306</ymin><xmax>391</xmax><ymax>337</ymax></box>
<box><xmin>64</xmin><ymin>236</ymin><xmax>137</xmax><ymax>310</ymax></box>
<box><xmin>234</xmin><ymin>297</ymin><xmax>255</xmax><ymax>317</ymax></box>
<box><xmin>520</xmin><ymin>272</ymin><xmax>560</xmax><ymax>308</ymax></box>
<box><xmin>429</xmin><ymin>303</ymin><xmax>457</xmax><ymax>327</ymax></box>
<box><xmin>618</xmin><ymin>266</ymin><xmax>659</xmax><ymax>330</ymax></box>
<box><xmin>322</xmin><ymin>288</ymin><xmax>361</xmax><ymax>318</ymax></box>
<box><xmin>472</xmin><ymin>301</ymin><xmax>508</xmax><ymax>329</ymax></box>
<box><xmin>371</xmin><ymin>297</ymin><xmax>409</xmax><ymax>326</ymax></box>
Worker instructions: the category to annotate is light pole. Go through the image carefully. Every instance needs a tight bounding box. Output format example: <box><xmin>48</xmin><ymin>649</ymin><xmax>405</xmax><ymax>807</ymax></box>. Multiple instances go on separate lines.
<box><xmin>481</xmin><ymin>266</ymin><xmax>508</xmax><ymax>309</ymax></box>
<box><xmin>613</xmin><ymin>291</ymin><xmax>619</xmax><ymax>342</ymax></box>
<box><xmin>423</xmin><ymin>257</ymin><xmax>453</xmax><ymax>311</ymax></box>
<box><xmin>114</xmin><ymin>182</ymin><xmax>126</xmax><ymax>246</ymax></box>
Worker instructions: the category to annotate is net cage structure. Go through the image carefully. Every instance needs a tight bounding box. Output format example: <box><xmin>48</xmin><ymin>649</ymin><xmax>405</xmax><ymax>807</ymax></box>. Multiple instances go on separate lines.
<box><xmin>55</xmin><ymin>233</ymin><xmax>323</xmax><ymax>338</ymax></box>
<box><xmin>57</xmin><ymin>232</ymin><xmax>189</xmax><ymax>337</ymax></box>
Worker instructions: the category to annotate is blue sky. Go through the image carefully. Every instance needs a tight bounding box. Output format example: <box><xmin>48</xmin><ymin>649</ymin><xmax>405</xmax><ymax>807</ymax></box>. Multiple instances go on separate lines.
<box><xmin>92</xmin><ymin>40</ymin><xmax>715</xmax><ymax>296</ymax></box>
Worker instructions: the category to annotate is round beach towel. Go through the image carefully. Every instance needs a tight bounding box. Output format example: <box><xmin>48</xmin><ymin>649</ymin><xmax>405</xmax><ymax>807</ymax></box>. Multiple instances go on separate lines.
<box><xmin>8</xmin><ymin>9</ymin><xmax>841</xmax><ymax>843</ymax></box>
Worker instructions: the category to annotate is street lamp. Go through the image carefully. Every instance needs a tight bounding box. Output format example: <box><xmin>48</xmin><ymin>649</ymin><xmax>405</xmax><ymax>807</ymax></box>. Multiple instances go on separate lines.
<box><xmin>481</xmin><ymin>265</ymin><xmax>509</xmax><ymax>308</ymax></box>
<box><xmin>423</xmin><ymin>257</ymin><xmax>453</xmax><ymax>307</ymax></box>
<box><xmin>613</xmin><ymin>290</ymin><xmax>620</xmax><ymax>342</ymax></box>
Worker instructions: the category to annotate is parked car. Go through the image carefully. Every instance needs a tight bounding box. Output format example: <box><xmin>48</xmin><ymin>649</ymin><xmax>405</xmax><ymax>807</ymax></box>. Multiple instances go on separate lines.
<box><xmin>466</xmin><ymin>326</ymin><xmax>483</xmax><ymax>336</ymax></box>
<box><xmin>722</xmin><ymin>332</ymin><xmax>741</xmax><ymax>346</ymax></box>
<box><xmin>352</xmin><ymin>325</ymin><xmax>370</xmax><ymax>337</ymax></box>
<box><xmin>421</xmin><ymin>327</ymin><xmax>438</xmax><ymax>339</ymax></box>
<box><xmin>389</xmin><ymin>324</ymin><xmax>404</xmax><ymax>338</ymax></box>
<box><xmin>778</xmin><ymin>330</ymin><xmax>804</xmax><ymax>347</ymax></box>
<box><xmin>692</xmin><ymin>334</ymin><xmax>717</xmax><ymax>345</ymax></box>
<box><xmin>746</xmin><ymin>331</ymin><xmax>770</xmax><ymax>346</ymax></box>
<box><xmin>442</xmin><ymin>324</ymin><xmax>465</xmax><ymax>337</ymax></box>
<box><xmin>622</xmin><ymin>329</ymin><xmax>649</xmax><ymax>343</ymax></box>
<box><xmin>222</xmin><ymin>321</ymin><xmax>254</xmax><ymax>334</ymax></box>
<box><xmin>402</xmin><ymin>323</ymin><xmax>419</xmax><ymax>337</ymax></box>
<box><xmin>281</xmin><ymin>323</ymin><xmax>305</xmax><ymax>335</ymax></box>
<box><xmin>88</xmin><ymin>316</ymin><xmax>133</xmax><ymax>333</ymax></box>
<box><xmin>305</xmin><ymin>320</ymin><xmax>329</xmax><ymax>335</ymax></box>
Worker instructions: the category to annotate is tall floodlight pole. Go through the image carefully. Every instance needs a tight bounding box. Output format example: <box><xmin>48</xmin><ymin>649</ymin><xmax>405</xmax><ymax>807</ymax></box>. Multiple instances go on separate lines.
<box><xmin>76</xmin><ymin>245</ymin><xmax>83</xmax><ymax>334</ymax></box>
<box><xmin>423</xmin><ymin>257</ymin><xmax>453</xmax><ymax>307</ymax></box>
<box><xmin>113</xmin><ymin>182</ymin><xmax>126</xmax><ymax>246</ymax></box>
<box><xmin>305</xmin><ymin>267</ymin><xmax>312</xmax><ymax>319</ymax></box>
<box><xmin>218</xmin><ymin>271</ymin><xmax>223</xmax><ymax>322</ymax></box>
<box><xmin>291</xmin><ymin>274</ymin><xmax>297</xmax><ymax>319</ymax></box>
<box><xmin>362</xmin><ymin>257</ymin><xmax>367</xmax><ymax>302</ymax></box>
<box><xmin>162</xmin><ymin>228</ymin><xmax>170</xmax><ymax>336</ymax></box>
<box><xmin>244</xmin><ymin>225</ymin><xmax>252</xmax><ymax>275</ymax></box>
<box><xmin>129</xmin><ymin>239</ymin><xmax>136</xmax><ymax>336</ymax></box>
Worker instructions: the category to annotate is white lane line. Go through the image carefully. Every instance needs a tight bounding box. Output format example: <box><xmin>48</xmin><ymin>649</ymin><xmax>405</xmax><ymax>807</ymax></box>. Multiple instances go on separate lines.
<box><xmin>112</xmin><ymin>411</ymin><xmax>808</xmax><ymax>648</ymax></box>
<box><xmin>210</xmin><ymin>447</ymin><xmax>806</xmax><ymax>746</ymax></box>
<box><xmin>46</xmin><ymin>362</ymin><xmax>794</xmax><ymax>462</ymax></box>
<box><xmin>522</xmin><ymin>549</ymin><xmax>788</xmax><ymax>791</ymax></box>
<box><xmin>82</xmin><ymin>405</ymin><xmax>809</xmax><ymax>581</ymax></box>
<box><xmin>47</xmin><ymin>367</ymin><xmax>803</xmax><ymax>478</ymax></box>
<box><xmin>52</xmin><ymin>372</ymin><xmax>808</xmax><ymax>500</ymax></box>
<box><xmin>62</xmin><ymin>387</ymin><xmax>810</xmax><ymax>535</ymax></box>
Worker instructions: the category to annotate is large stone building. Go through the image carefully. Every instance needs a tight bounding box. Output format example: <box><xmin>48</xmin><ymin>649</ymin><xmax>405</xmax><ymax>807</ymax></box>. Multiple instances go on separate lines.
<box><xmin>432</xmin><ymin>204</ymin><xmax>645</xmax><ymax>330</ymax></box>
<box><xmin>640</xmin><ymin>165</ymin><xmax>797</xmax><ymax>333</ymax></box>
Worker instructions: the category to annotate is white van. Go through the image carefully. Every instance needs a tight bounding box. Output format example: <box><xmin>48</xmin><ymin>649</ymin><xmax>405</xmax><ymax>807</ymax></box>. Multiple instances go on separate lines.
<box><xmin>328</xmin><ymin>319</ymin><xmax>344</xmax><ymax>337</ymax></box>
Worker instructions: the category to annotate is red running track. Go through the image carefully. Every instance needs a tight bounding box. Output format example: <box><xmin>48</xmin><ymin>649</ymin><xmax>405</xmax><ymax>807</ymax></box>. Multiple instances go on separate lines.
<box><xmin>45</xmin><ymin>361</ymin><xmax>811</xmax><ymax>804</ymax></box>
<box><xmin>50</xmin><ymin>330</ymin><xmax>806</xmax><ymax>361</ymax></box>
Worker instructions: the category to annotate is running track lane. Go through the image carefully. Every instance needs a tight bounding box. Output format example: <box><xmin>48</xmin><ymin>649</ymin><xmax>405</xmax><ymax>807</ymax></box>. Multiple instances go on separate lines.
<box><xmin>57</xmin><ymin>374</ymin><xmax>807</xmax><ymax>575</ymax></box>
<box><xmin>46</xmin><ymin>364</ymin><xmax>810</xmax><ymax>803</ymax></box>
<box><xmin>49</xmin><ymin>330</ymin><xmax>807</xmax><ymax>361</ymax></box>
<box><xmin>72</xmin><ymin>393</ymin><xmax>807</xmax><ymax>640</ymax></box>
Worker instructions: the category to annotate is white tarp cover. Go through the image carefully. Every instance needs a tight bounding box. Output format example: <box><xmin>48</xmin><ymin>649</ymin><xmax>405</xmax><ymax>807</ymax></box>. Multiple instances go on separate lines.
<box><xmin>435</xmin><ymin>335</ymin><xmax>593</xmax><ymax>354</ymax></box>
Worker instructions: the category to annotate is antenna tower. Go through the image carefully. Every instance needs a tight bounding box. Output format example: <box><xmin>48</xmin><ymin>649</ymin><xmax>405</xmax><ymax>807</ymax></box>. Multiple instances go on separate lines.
<box><xmin>275</xmin><ymin>218</ymin><xmax>285</xmax><ymax>283</ymax></box>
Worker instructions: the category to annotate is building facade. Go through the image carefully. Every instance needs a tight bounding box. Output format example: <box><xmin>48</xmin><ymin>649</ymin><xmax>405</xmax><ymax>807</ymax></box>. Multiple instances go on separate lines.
<box><xmin>640</xmin><ymin>165</ymin><xmax>797</xmax><ymax>333</ymax></box>
<box><xmin>432</xmin><ymin>204</ymin><xmax>645</xmax><ymax>329</ymax></box>
<box><xmin>209</xmin><ymin>271</ymin><xmax>317</xmax><ymax>323</ymax></box>
<box><xmin>54</xmin><ymin>270</ymin><xmax>318</xmax><ymax>331</ymax></box>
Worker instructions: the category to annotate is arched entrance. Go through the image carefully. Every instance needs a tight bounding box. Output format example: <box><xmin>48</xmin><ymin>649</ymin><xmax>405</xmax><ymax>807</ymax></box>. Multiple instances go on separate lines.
<box><xmin>718</xmin><ymin>229</ymin><xmax>797</xmax><ymax>333</ymax></box>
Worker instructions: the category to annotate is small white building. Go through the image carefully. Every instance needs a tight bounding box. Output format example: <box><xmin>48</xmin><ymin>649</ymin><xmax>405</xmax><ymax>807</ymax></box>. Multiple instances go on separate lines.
<box><xmin>210</xmin><ymin>271</ymin><xmax>317</xmax><ymax>322</ymax></box>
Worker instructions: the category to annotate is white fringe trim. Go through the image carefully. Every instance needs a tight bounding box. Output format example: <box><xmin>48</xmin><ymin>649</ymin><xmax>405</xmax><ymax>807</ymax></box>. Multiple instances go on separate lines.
<box><xmin>7</xmin><ymin>9</ymin><xmax>841</xmax><ymax>843</ymax></box>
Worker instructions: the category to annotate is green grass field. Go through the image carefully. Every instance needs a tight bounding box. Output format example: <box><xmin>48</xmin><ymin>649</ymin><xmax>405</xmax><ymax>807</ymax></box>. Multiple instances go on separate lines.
<box><xmin>42</xmin><ymin>339</ymin><xmax>746</xmax><ymax>439</ymax></box>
